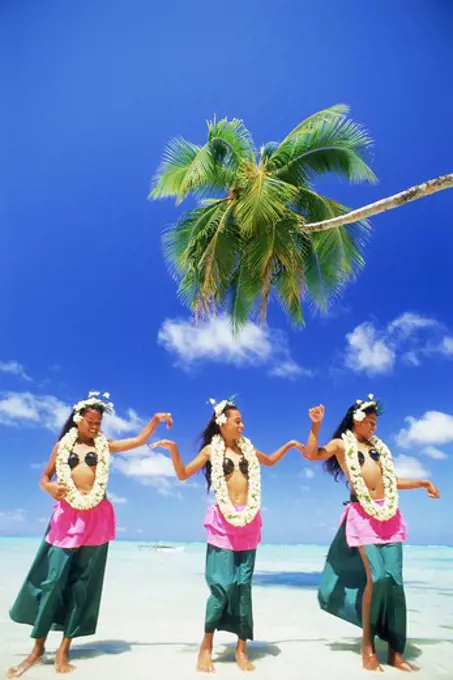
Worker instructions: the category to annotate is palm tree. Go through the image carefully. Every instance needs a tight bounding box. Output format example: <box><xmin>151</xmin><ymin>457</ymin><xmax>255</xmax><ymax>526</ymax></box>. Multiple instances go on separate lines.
<box><xmin>150</xmin><ymin>105</ymin><xmax>452</xmax><ymax>329</ymax></box>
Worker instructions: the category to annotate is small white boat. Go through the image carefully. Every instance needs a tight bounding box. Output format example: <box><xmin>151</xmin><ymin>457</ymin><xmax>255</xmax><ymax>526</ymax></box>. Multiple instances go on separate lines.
<box><xmin>138</xmin><ymin>542</ymin><xmax>185</xmax><ymax>553</ymax></box>
<box><xmin>154</xmin><ymin>543</ymin><xmax>185</xmax><ymax>553</ymax></box>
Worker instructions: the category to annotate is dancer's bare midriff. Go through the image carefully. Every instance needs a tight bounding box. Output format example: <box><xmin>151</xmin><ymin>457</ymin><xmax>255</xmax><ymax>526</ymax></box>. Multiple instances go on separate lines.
<box><xmin>223</xmin><ymin>445</ymin><xmax>249</xmax><ymax>506</ymax></box>
<box><xmin>336</xmin><ymin>443</ymin><xmax>385</xmax><ymax>499</ymax></box>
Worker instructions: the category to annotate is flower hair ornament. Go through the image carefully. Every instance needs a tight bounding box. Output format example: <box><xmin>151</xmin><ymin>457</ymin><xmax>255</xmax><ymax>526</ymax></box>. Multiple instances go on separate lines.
<box><xmin>209</xmin><ymin>396</ymin><xmax>236</xmax><ymax>426</ymax></box>
<box><xmin>72</xmin><ymin>391</ymin><xmax>114</xmax><ymax>423</ymax></box>
<box><xmin>353</xmin><ymin>394</ymin><xmax>382</xmax><ymax>423</ymax></box>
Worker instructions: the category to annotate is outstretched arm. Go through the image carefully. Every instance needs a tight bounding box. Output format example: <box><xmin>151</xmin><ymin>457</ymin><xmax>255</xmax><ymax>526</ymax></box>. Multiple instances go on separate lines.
<box><xmin>150</xmin><ymin>439</ymin><xmax>210</xmax><ymax>481</ymax></box>
<box><xmin>304</xmin><ymin>405</ymin><xmax>343</xmax><ymax>461</ymax></box>
<box><xmin>109</xmin><ymin>413</ymin><xmax>173</xmax><ymax>453</ymax></box>
<box><xmin>397</xmin><ymin>478</ymin><xmax>439</xmax><ymax>498</ymax></box>
<box><xmin>255</xmin><ymin>440</ymin><xmax>305</xmax><ymax>467</ymax></box>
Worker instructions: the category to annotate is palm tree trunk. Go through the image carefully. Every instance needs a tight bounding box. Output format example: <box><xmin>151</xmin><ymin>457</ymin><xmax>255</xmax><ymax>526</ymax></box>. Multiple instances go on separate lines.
<box><xmin>303</xmin><ymin>173</ymin><xmax>453</xmax><ymax>233</ymax></box>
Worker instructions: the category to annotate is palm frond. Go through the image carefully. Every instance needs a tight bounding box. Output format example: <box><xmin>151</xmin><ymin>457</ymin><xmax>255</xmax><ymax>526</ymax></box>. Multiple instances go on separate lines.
<box><xmin>235</xmin><ymin>174</ymin><xmax>298</xmax><ymax>233</ymax></box>
<box><xmin>271</xmin><ymin>118</ymin><xmax>376</xmax><ymax>185</ymax></box>
<box><xmin>163</xmin><ymin>201</ymin><xmax>241</xmax><ymax>311</ymax></box>
<box><xmin>208</xmin><ymin>117</ymin><xmax>256</xmax><ymax>170</ymax></box>
<box><xmin>273</xmin><ymin>266</ymin><xmax>305</xmax><ymax>326</ymax></box>
<box><xmin>300</xmin><ymin>195</ymin><xmax>370</xmax><ymax>311</ymax></box>
<box><xmin>279</xmin><ymin>104</ymin><xmax>350</xmax><ymax>146</ymax></box>
<box><xmin>241</xmin><ymin>215</ymin><xmax>305</xmax><ymax>324</ymax></box>
<box><xmin>150</xmin><ymin>137</ymin><xmax>220</xmax><ymax>204</ymax></box>
<box><xmin>228</xmin><ymin>262</ymin><xmax>256</xmax><ymax>333</ymax></box>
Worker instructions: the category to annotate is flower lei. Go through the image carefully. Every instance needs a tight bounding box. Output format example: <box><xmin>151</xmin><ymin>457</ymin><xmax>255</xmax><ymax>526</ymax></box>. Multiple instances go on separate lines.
<box><xmin>210</xmin><ymin>434</ymin><xmax>261</xmax><ymax>527</ymax></box>
<box><xmin>56</xmin><ymin>427</ymin><xmax>111</xmax><ymax>511</ymax></box>
<box><xmin>342</xmin><ymin>429</ymin><xmax>398</xmax><ymax>521</ymax></box>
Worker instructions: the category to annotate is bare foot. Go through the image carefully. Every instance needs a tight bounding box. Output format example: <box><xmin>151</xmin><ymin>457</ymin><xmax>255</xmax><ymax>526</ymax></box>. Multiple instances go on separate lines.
<box><xmin>235</xmin><ymin>649</ymin><xmax>255</xmax><ymax>672</ymax></box>
<box><xmin>362</xmin><ymin>651</ymin><xmax>384</xmax><ymax>672</ymax></box>
<box><xmin>196</xmin><ymin>648</ymin><xmax>216</xmax><ymax>673</ymax></box>
<box><xmin>55</xmin><ymin>648</ymin><xmax>76</xmax><ymax>674</ymax></box>
<box><xmin>7</xmin><ymin>643</ymin><xmax>45</xmax><ymax>678</ymax></box>
<box><xmin>388</xmin><ymin>652</ymin><xmax>420</xmax><ymax>672</ymax></box>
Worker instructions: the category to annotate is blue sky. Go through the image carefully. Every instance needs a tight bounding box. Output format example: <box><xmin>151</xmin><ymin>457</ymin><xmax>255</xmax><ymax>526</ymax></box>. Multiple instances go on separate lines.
<box><xmin>1</xmin><ymin>0</ymin><xmax>452</xmax><ymax>545</ymax></box>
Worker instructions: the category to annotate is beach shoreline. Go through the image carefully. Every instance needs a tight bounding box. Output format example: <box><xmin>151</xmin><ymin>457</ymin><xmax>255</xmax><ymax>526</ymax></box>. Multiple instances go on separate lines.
<box><xmin>1</xmin><ymin>540</ymin><xmax>452</xmax><ymax>678</ymax></box>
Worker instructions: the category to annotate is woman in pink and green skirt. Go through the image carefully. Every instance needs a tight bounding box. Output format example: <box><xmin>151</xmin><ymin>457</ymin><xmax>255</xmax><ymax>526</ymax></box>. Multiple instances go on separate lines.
<box><xmin>8</xmin><ymin>392</ymin><xmax>171</xmax><ymax>677</ymax></box>
<box><xmin>152</xmin><ymin>398</ymin><xmax>304</xmax><ymax>673</ymax></box>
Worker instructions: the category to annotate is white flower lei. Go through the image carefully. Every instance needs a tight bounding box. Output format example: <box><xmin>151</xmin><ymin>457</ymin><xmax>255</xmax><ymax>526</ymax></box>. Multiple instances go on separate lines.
<box><xmin>210</xmin><ymin>434</ymin><xmax>261</xmax><ymax>527</ymax></box>
<box><xmin>342</xmin><ymin>430</ymin><xmax>399</xmax><ymax>521</ymax></box>
<box><xmin>56</xmin><ymin>427</ymin><xmax>111</xmax><ymax>511</ymax></box>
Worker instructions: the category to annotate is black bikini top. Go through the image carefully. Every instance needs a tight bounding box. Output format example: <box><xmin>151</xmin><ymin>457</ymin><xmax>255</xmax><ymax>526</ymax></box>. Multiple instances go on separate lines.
<box><xmin>223</xmin><ymin>455</ymin><xmax>249</xmax><ymax>477</ymax></box>
<box><xmin>357</xmin><ymin>448</ymin><xmax>380</xmax><ymax>467</ymax></box>
<box><xmin>68</xmin><ymin>451</ymin><xmax>98</xmax><ymax>469</ymax></box>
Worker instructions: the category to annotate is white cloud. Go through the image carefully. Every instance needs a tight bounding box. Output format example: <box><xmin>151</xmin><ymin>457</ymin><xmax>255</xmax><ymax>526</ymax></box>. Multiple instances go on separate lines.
<box><xmin>388</xmin><ymin>313</ymin><xmax>438</xmax><ymax>337</ymax></box>
<box><xmin>421</xmin><ymin>446</ymin><xmax>448</xmax><ymax>461</ymax></box>
<box><xmin>113</xmin><ymin>450</ymin><xmax>175</xmax><ymax>480</ymax></box>
<box><xmin>113</xmin><ymin>447</ymin><xmax>185</xmax><ymax>497</ymax></box>
<box><xmin>0</xmin><ymin>391</ymin><xmax>147</xmax><ymax>440</ymax></box>
<box><xmin>103</xmin><ymin>410</ymin><xmax>145</xmax><ymax>439</ymax></box>
<box><xmin>440</xmin><ymin>337</ymin><xmax>453</xmax><ymax>356</ymax></box>
<box><xmin>157</xmin><ymin>315</ymin><xmax>311</xmax><ymax>379</ymax></box>
<box><xmin>158</xmin><ymin>316</ymin><xmax>271</xmax><ymax>365</ymax></box>
<box><xmin>0</xmin><ymin>392</ymin><xmax>69</xmax><ymax>430</ymax></box>
<box><xmin>393</xmin><ymin>455</ymin><xmax>430</xmax><ymax>479</ymax></box>
<box><xmin>345</xmin><ymin>313</ymin><xmax>453</xmax><ymax>375</ymax></box>
<box><xmin>269</xmin><ymin>360</ymin><xmax>314</xmax><ymax>379</ymax></box>
<box><xmin>345</xmin><ymin>323</ymin><xmax>395</xmax><ymax>375</ymax></box>
<box><xmin>0</xmin><ymin>508</ymin><xmax>27</xmax><ymax>528</ymax></box>
<box><xmin>0</xmin><ymin>361</ymin><xmax>32</xmax><ymax>382</ymax></box>
<box><xmin>108</xmin><ymin>492</ymin><xmax>127</xmax><ymax>505</ymax></box>
<box><xmin>395</xmin><ymin>411</ymin><xmax>453</xmax><ymax>448</ymax></box>
<box><xmin>300</xmin><ymin>468</ymin><xmax>315</xmax><ymax>479</ymax></box>
<box><xmin>140</xmin><ymin>476</ymin><xmax>182</xmax><ymax>498</ymax></box>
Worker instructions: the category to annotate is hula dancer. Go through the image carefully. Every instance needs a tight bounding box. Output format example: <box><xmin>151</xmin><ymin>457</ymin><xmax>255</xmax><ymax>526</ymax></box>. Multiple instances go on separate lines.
<box><xmin>151</xmin><ymin>398</ymin><xmax>304</xmax><ymax>673</ymax></box>
<box><xmin>8</xmin><ymin>392</ymin><xmax>172</xmax><ymax>677</ymax></box>
<box><xmin>303</xmin><ymin>397</ymin><xmax>439</xmax><ymax>672</ymax></box>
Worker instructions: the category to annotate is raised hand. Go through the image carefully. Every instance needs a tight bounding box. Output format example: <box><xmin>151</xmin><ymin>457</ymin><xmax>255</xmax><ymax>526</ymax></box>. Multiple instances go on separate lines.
<box><xmin>153</xmin><ymin>413</ymin><xmax>173</xmax><ymax>429</ymax></box>
<box><xmin>149</xmin><ymin>439</ymin><xmax>176</xmax><ymax>452</ymax></box>
<box><xmin>309</xmin><ymin>405</ymin><xmax>325</xmax><ymax>425</ymax></box>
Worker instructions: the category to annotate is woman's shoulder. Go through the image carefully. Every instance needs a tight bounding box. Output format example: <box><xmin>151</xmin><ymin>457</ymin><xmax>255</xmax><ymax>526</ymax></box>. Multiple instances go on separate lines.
<box><xmin>200</xmin><ymin>444</ymin><xmax>212</xmax><ymax>460</ymax></box>
<box><xmin>330</xmin><ymin>437</ymin><xmax>346</xmax><ymax>452</ymax></box>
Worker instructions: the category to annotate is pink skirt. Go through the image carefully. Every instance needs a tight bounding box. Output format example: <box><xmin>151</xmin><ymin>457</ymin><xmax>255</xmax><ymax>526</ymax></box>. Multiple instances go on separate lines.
<box><xmin>204</xmin><ymin>504</ymin><xmax>262</xmax><ymax>552</ymax></box>
<box><xmin>342</xmin><ymin>500</ymin><xmax>407</xmax><ymax>547</ymax></box>
<box><xmin>45</xmin><ymin>498</ymin><xmax>116</xmax><ymax>549</ymax></box>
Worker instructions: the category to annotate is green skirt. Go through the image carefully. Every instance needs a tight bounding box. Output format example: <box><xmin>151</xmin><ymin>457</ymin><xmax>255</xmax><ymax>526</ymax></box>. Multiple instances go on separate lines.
<box><xmin>318</xmin><ymin>522</ymin><xmax>406</xmax><ymax>653</ymax></box>
<box><xmin>204</xmin><ymin>545</ymin><xmax>256</xmax><ymax>640</ymax></box>
<box><xmin>9</xmin><ymin>536</ymin><xmax>109</xmax><ymax>639</ymax></box>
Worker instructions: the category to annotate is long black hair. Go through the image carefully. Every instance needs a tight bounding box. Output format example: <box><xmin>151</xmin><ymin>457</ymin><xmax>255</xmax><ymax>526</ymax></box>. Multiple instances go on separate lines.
<box><xmin>325</xmin><ymin>401</ymin><xmax>382</xmax><ymax>482</ymax></box>
<box><xmin>58</xmin><ymin>405</ymin><xmax>105</xmax><ymax>442</ymax></box>
<box><xmin>197</xmin><ymin>402</ymin><xmax>239</xmax><ymax>491</ymax></box>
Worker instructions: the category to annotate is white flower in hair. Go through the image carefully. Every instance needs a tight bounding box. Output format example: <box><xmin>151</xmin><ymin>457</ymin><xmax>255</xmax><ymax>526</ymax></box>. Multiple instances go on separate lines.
<box><xmin>353</xmin><ymin>410</ymin><xmax>366</xmax><ymax>422</ymax></box>
<box><xmin>368</xmin><ymin>393</ymin><xmax>374</xmax><ymax>400</ymax></box>
<box><xmin>73</xmin><ymin>413</ymin><xmax>83</xmax><ymax>423</ymax></box>
<box><xmin>209</xmin><ymin>397</ymin><xmax>229</xmax><ymax>426</ymax></box>
<box><xmin>103</xmin><ymin>392</ymin><xmax>110</xmax><ymax>399</ymax></box>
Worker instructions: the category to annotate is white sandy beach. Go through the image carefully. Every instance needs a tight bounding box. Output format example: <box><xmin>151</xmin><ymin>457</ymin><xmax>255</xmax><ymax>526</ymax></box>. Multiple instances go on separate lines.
<box><xmin>1</xmin><ymin>539</ymin><xmax>452</xmax><ymax>679</ymax></box>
